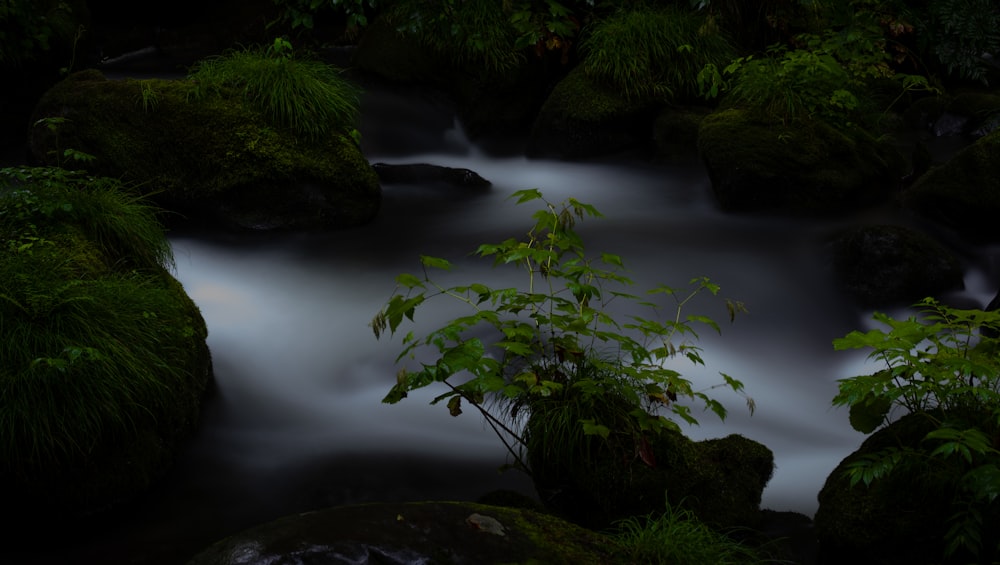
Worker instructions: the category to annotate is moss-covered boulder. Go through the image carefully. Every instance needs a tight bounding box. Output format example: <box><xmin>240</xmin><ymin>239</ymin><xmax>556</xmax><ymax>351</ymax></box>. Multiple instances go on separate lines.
<box><xmin>652</xmin><ymin>105</ymin><xmax>711</xmax><ymax>162</ymax></box>
<box><xmin>28</xmin><ymin>69</ymin><xmax>380</xmax><ymax>230</ymax></box>
<box><xmin>527</xmin><ymin>64</ymin><xmax>657</xmax><ymax>159</ymax></box>
<box><xmin>900</xmin><ymin>128</ymin><xmax>1000</xmax><ymax>243</ymax></box>
<box><xmin>186</xmin><ymin>501</ymin><xmax>624</xmax><ymax>565</ymax></box>
<box><xmin>814</xmin><ymin>411</ymin><xmax>1000</xmax><ymax>565</ymax></box>
<box><xmin>697</xmin><ymin>109</ymin><xmax>906</xmax><ymax>214</ymax></box>
<box><xmin>829</xmin><ymin>224</ymin><xmax>964</xmax><ymax>307</ymax></box>
<box><xmin>531</xmin><ymin>425</ymin><xmax>774</xmax><ymax>531</ymax></box>
<box><xmin>0</xmin><ymin>168</ymin><xmax>213</xmax><ymax>531</ymax></box>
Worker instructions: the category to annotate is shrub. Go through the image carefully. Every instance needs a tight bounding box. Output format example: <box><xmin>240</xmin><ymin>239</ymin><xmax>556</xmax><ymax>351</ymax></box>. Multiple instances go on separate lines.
<box><xmin>187</xmin><ymin>38</ymin><xmax>361</xmax><ymax>141</ymax></box>
<box><xmin>833</xmin><ymin>298</ymin><xmax>1000</xmax><ymax>561</ymax></box>
<box><xmin>581</xmin><ymin>5</ymin><xmax>736</xmax><ymax>102</ymax></box>
<box><xmin>371</xmin><ymin>190</ymin><xmax>751</xmax><ymax>477</ymax></box>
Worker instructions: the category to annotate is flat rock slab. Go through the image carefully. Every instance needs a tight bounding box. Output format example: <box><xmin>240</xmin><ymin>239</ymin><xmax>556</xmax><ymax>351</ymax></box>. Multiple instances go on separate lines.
<box><xmin>186</xmin><ymin>501</ymin><xmax>622</xmax><ymax>565</ymax></box>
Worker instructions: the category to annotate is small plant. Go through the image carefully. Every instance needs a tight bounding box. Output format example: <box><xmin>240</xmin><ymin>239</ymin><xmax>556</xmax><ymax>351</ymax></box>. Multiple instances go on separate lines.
<box><xmin>135</xmin><ymin>80</ymin><xmax>160</xmax><ymax>112</ymax></box>
<box><xmin>31</xmin><ymin>117</ymin><xmax>96</xmax><ymax>168</ymax></box>
<box><xmin>833</xmin><ymin>297</ymin><xmax>1000</xmax><ymax>560</ymax></box>
<box><xmin>187</xmin><ymin>38</ymin><xmax>361</xmax><ymax>141</ymax></box>
<box><xmin>371</xmin><ymin>190</ymin><xmax>750</xmax><ymax>476</ymax></box>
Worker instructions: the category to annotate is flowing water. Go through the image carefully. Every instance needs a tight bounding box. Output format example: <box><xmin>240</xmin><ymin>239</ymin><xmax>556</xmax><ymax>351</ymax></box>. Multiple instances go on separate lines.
<box><xmin>13</xmin><ymin>83</ymin><xmax>1000</xmax><ymax>564</ymax></box>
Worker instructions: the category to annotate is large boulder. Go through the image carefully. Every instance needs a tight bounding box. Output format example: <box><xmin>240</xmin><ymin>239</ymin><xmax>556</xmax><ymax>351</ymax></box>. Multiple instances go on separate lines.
<box><xmin>0</xmin><ymin>170</ymin><xmax>213</xmax><ymax>533</ymax></box>
<box><xmin>186</xmin><ymin>501</ymin><xmax>624</xmax><ymax>565</ymax></box>
<box><xmin>829</xmin><ymin>224</ymin><xmax>964</xmax><ymax>307</ymax></box>
<box><xmin>28</xmin><ymin>69</ymin><xmax>381</xmax><ymax>230</ymax></box>
<box><xmin>900</xmin><ymin>128</ymin><xmax>1000</xmax><ymax>243</ymax></box>
<box><xmin>815</xmin><ymin>411</ymin><xmax>1000</xmax><ymax>565</ymax></box>
<box><xmin>697</xmin><ymin>109</ymin><xmax>906</xmax><ymax>214</ymax></box>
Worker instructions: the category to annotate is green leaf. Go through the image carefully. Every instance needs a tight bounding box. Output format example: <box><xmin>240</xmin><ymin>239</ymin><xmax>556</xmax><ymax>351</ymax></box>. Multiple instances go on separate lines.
<box><xmin>420</xmin><ymin>255</ymin><xmax>452</xmax><ymax>270</ymax></box>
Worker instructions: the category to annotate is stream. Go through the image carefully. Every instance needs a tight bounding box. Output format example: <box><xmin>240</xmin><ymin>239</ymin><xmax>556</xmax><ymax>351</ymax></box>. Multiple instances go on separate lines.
<box><xmin>11</xmin><ymin>82</ymin><xmax>1000</xmax><ymax>565</ymax></box>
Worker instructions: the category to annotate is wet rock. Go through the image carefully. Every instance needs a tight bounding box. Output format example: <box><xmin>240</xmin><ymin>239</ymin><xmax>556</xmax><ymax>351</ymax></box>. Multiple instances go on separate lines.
<box><xmin>829</xmin><ymin>224</ymin><xmax>964</xmax><ymax>307</ymax></box>
<box><xmin>186</xmin><ymin>501</ymin><xmax>623</xmax><ymax>565</ymax></box>
<box><xmin>373</xmin><ymin>162</ymin><xmax>491</xmax><ymax>188</ymax></box>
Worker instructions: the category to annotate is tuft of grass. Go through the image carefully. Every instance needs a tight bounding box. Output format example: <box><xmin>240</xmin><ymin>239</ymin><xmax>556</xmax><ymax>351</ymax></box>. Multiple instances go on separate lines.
<box><xmin>188</xmin><ymin>39</ymin><xmax>361</xmax><ymax>141</ymax></box>
<box><xmin>0</xmin><ymin>167</ymin><xmax>200</xmax><ymax>487</ymax></box>
<box><xmin>581</xmin><ymin>5</ymin><xmax>736</xmax><ymax>101</ymax></box>
<box><xmin>613</xmin><ymin>499</ymin><xmax>780</xmax><ymax>565</ymax></box>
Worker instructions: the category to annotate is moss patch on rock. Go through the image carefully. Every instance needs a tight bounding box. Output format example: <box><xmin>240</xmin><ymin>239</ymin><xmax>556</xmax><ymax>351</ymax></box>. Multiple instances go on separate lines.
<box><xmin>28</xmin><ymin>69</ymin><xmax>380</xmax><ymax>230</ymax></box>
<box><xmin>697</xmin><ymin>108</ymin><xmax>905</xmax><ymax>214</ymax></box>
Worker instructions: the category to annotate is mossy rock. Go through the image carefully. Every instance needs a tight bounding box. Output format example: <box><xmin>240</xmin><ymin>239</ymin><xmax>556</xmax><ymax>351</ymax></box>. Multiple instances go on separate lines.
<box><xmin>186</xmin><ymin>501</ymin><xmax>625</xmax><ymax>565</ymax></box>
<box><xmin>0</xmin><ymin>174</ymin><xmax>213</xmax><ymax>532</ymax></box>
<box><xmin>814</xmin><ymin>411</ymin><xmax>1000</xmax><ymax>565</ymax></box>
<box><xmin>527</xmin><ymin>64</ymin><xmax>657</xmax><ymax>159</ymax></box>
<box><xmin>530</xmin><ymin>422</ymin><xmax>774</xmax><ymax>530</ymax></box>
<box><xmin>697</xmin><ymin>109</ymin><xmax>905</xmax><ymax>214</ymax></box>
<box><xmin>28</xmin><ymin>69</ymin><xmax>380</xmax><ymax>230</ymax></box>
<box><xmin>829</xmin><ymin>224</ymin><xmax>964</xmax><ymax>307</ymax></box>
<box><xmin>901</xmin><ymin>128</ymin><xmax>1000</xmax><ymax>243</ymax></box>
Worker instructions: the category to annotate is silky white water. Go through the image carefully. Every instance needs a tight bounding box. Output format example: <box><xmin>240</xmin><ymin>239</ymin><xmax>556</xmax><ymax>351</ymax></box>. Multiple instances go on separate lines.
<box><xmin>162</xmin><ymin>86</ymin><xmax>1000</xmax><ymax>539</ymax></box>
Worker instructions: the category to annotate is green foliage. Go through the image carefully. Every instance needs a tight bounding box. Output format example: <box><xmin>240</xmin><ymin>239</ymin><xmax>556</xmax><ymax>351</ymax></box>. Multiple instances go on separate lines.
<box><xmin>916</xmin><ymin>0</ymin><xmax>1000</xmax><ymax>85</ymax></box>
<box><xmin>272</xmin><ymin>0</ymin><xmax>377</xmax><ymax>31</ymax></box>
<box><xmin>581</xmin><ymin>4</ymin><xmax>736</xmax><ymax>101</ymax></box>
<box><xmin>371</xmin><ymin>189</ymin><xmax>750</xmax><ymax>475</ymax></box>
<box><xmin>703</xmin><ymin>0</ymin><xmax>936</xmax><ymax>127</ymax></box>
<box><xmin>613</xmin><ymin>498</ymin><xmax>775</xmax><ymax>565</ymax></box>
<box><xmin>0</xmin><ymin>167</ymin><xmax>173</xmax><ymax>272</ymax></box>
<box><xmin>0</xmin><ymin>167</ymin><xmax>199</xmax><ymax>486</ymax></box>
<box><xmin>187</xmin><ymin>38</ymin><xmax>362</xmax><ymax>141</ymax></box>
<box><xmin>0</xmin><ymin>0</ymin><xmax>76</xmax><ymax>67</ymax></box>
<box><xmin>833</xmin><ymin>298</ymin><xmax>1000</xmax><ymax>560</ymax></box>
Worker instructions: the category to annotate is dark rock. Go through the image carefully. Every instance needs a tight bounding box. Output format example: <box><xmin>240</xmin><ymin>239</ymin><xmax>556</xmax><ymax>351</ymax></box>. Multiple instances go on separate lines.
<box><xmin>186</xmin><ymin>501</ymin><xmax>623</xmax><ymax>565</ymax></box>
<box><xmin>527</xmin><ymin>65</ymin><xmax>657</xmax><ymax>160</ymax></box>
<box><xmin>373</xmin><ymin>162</ymin><xmax>492</xmax><ymax>188</ymax></box>
<box><xmin>530</xmin><ymin>418</ymin><xmax>774</xmax><ymax>531</ymax></box>
<box><xmin>28</xmin><ymin>69</ymin><xmax>381</xmax><ymax>231</ymax></box>
<box><xmin>814</xmin><ymin>411</ymin><xmax>1000</xmax><ymax>565</ymax></box>
<box><xmin>829</xmin><ymin>224</ymin><xmax>964</xmax><ymax>306</ymax></box>
<box><xmin>697</xmin><ymin>109</ymin><xmax>906</xmax><ymax>215</ymax></box>
<box><xmin>901</xmin><ymin>128</ymin><xmax>1000</xmax><ymax>243</ymax></box>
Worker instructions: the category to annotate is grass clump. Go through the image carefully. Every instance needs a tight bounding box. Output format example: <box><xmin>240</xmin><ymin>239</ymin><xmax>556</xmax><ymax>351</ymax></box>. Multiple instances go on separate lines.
<box><xmin>581</xmin><ymin>5</ymin><xmax>736</xmax><ymax>102</ymax></box>
<box><xmin>188</xmin><ymin>37</ymin><xmax>361</xmax><ymax>141</ymax></box>
<box><xmin>613</xmin><ymin>500</ymin><xmax>778</xmax><ymax>565</ymax></box>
